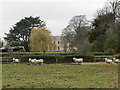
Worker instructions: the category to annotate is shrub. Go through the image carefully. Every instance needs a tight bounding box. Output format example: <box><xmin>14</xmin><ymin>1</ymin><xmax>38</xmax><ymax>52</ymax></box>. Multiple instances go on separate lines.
<box><xmin>2</xmin><ymin>54</ymin><xmax>95</xmax><ymax>63</ymax></box>
<box><xmin>105</xmin><ymin>48</ymin><xmax>116</xmax><ymax>55</ymax></box>
<box><xmin>2</xmin><ymin>52</ymin><xmax>111</xmax><ymax>63</ymax></box>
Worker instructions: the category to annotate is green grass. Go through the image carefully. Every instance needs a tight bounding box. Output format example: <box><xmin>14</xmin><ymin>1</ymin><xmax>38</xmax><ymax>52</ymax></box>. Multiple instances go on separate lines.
<box><xmin>1</xmin><ymin>51</ymin><xmax>71</xmax><ymax>54</ymax></box>
<box><xmin>2</xmin><ymin>63</ymin><xmax>118</xmax><ymax>88</ymax></box>
<box><xmin>1</xmin><ymin>51</ymin><xmax>114</xmax><ymax>56</ymax></box>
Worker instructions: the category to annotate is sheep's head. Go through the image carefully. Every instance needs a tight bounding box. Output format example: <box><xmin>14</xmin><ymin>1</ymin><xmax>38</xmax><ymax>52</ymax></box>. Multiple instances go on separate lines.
<box><xmin>73</xmin><ymin>57</ymin><xmax>76</xmax><ymax>60</ymax></box>
<box><xmin>113</xmin><ymin>58</ymin><xmax>116</xmax><ymax>60</ymax></box>
<box><xmin>29</xmin><ymin>58</ymin><xmax>31</xmax><ymax>61</ymax></box>
<box><xmin>104</xmin><ymin>58</ymin><xmax>107</xmax><ymax>61</ymax></box>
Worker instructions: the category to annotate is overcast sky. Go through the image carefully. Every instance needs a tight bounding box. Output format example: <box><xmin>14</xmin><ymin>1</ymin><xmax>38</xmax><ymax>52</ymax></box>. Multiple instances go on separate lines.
<box><xmin>0</xmin><ymin>0</ymin><xmax>108</xmax><ymax>39</ymax></box>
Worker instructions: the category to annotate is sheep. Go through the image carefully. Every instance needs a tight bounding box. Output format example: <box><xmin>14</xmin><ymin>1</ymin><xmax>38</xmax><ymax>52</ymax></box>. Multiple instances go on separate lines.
<box><xmin>13</xmin><ymin>58</ymin><xmax>19</xmax><ymax>63</ymax></box>
<box><xmin>28</xmin><ymin>58</ymin><xmax>31</xmax><ymax>62</ymax></box>
<box><xmin>35</xmin><ymin>59</ymin><xmax>44</xmax><ymax>65</ymax></box>
<box><xmin>28</xmin><ymin>58</ymin><xmax>44</xmax><ymax>65</ymax></box>
<box><xmin>113</xmin><ymin>57</ymin><xmax>120</xmax><ymax>64</ymax></box>
<box><xmin>73</xmin><ymin>57</ymin><xmax>83</xmax><ymax>65</ymax></box>
<box><xmin>29</xmin><ymin>58</ymin><xmax>35</xmax><ymax>64</ymax></box>
<box><xmin>104</xmin><ymin>58</ymin><xmax>112</xmax><ymax>64</ymax></box>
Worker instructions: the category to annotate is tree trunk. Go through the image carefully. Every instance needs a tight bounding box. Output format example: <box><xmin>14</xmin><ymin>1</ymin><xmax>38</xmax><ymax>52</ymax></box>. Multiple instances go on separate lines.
<box><xmin>23</xmin><ymin>42</ymin><xmax>29</xmax><ymax>52</ymax></box>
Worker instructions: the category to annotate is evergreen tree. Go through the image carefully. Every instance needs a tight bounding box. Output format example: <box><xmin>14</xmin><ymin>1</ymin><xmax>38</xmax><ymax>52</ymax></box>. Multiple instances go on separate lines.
<box><xmin>4</xmin><ymin>16</ymin><xmax>45</xmax><ymax>51</ymax></box>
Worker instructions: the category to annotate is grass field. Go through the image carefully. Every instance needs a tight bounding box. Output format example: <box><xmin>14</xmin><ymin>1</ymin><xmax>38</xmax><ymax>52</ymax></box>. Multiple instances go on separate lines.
<box><xmin>2</xmin><ymin>63</ymin><xmax>118</xmax><ymax>88</ymax></box>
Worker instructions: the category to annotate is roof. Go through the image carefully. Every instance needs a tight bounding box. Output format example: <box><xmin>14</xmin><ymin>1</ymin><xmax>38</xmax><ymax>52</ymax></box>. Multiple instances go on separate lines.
<box><xmin>53</xmin><ymin>36</ymin><xmax>60</xmax><ymax>40</ymax></box>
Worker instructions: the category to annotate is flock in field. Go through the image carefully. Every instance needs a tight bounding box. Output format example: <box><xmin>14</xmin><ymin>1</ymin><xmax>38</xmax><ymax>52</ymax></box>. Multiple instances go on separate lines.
<box><xmin>12</xmin><ymin>57</ymin><xmax>120</xmax><ymax>65</ymax></box>
<box><xmin>73</xmin><ymin>57</ymin><xmax>120</xmax><ymax>64</ymax></box>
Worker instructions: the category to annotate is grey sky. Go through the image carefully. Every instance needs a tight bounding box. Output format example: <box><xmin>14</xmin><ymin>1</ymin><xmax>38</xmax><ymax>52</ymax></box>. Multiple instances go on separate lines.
<box><xmin>0</xmin><ymin>0</ymin><xmax>107</xmax><ymax>39</ymax></box>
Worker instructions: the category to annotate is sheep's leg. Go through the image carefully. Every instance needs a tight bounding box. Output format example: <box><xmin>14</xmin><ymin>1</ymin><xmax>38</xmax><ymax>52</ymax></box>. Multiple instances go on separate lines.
<box><xmin>35</xmin><ymin>63</ymin><xmax>37</xmax><ymax>65</ymax></box>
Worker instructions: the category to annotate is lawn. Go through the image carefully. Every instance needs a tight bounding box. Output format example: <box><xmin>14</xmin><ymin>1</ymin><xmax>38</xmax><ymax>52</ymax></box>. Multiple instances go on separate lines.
<box><xmin>2</xmin><ymin>63</ymin><xmax>118</xmax><ymax>88</ymax></box>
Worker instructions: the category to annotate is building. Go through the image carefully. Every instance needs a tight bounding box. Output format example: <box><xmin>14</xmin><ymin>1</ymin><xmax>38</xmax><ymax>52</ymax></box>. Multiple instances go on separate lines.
<box><xmin>51</xmin><ymin>36</ymin><xmax>63</xmax><ymax>51</ymax></box>
<box><xmin>51</xmin><ymin>36</ymin><xmax>74</xmax><ymax>51</ymax></box>
<box><xmin>0</xmin><ymin>36</ymin><xmax>69</xmax><ymax>52</ymax></box>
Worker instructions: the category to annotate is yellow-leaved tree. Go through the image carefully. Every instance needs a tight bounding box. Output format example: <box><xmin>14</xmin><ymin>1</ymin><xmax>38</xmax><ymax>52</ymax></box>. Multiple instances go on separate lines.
<box><xmin>29</xmin><ymin>27</ymin><xmax>55</xmax><ymax>51</ymax></box>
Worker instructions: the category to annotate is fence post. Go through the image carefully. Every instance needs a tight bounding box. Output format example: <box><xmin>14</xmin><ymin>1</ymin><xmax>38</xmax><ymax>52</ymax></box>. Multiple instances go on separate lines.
<box><xmin>56</xmin><ymin>58</ymin><xmax>58</xmax><ymax>64</ymax></box>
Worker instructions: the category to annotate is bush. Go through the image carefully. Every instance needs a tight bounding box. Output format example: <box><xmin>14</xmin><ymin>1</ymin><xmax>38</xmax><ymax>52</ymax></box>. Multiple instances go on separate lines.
<box><xmin>105</xmin><ymin>48</ymin><xmax>116</xmax><ymax>55</ymax></box>
<box><xmin>2</xmin><ymin>54</ymin><xmax>95</xmax><ymax>63</ymax></box>
<box><xmin>1</xmin><ymin>57</ymin><xmax>13</xmax><ymax>63</ymax></box>
<box><xmin>2</xmin><ymin>52</ymin><xmax>111</xmax><ymax>63</ymax></box>
<box><xmin>92</xmin><ymin>52</ymin><xmax>110</xmax><ymax>55</ymax></box>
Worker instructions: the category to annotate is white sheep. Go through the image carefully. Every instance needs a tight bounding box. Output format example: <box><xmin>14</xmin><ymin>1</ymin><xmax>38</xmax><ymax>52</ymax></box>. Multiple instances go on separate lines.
<box><xmin>13</xmin><ymin>58</ymin><xmax>19</xmax><ymax>63</ymax></box>
<box><xmin>113</xmin><ymin>57</ymin><xmax>120</xmax><ymax>63</ymax></box>
<box><xmin>29</xmin><ymin>58</ymin><xmax>35</xmax><ymax>64</ymax></box>
<box><xmin>104</xmin><ymin>58</ymin><xmax>112</xmax><ymax>64</ymax></box>
<box><xmin>29</xmin><ymin>58</ymin><xmax>44</xmax><ymax>65</ymax></box>
<box><xmin>73</xmin><ymin>57</ymin><xmax>83</xmax><ymax>65</ymax></box>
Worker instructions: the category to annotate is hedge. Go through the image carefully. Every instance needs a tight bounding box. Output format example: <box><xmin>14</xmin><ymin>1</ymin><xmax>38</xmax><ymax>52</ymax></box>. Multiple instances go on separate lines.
<box><xmin>1</xmin><ymin>51</ymin><xmax>116</xmax><ymax>64</ymax></box>
<box><xmin>1</xmin><ymin>51</ymin><xmax>115</xmax><ymax>57</ymax></box>
<box><xmin>1</xmin><ymin>54</ymin><xmax>95</xmax><ymax>64</ymax></box>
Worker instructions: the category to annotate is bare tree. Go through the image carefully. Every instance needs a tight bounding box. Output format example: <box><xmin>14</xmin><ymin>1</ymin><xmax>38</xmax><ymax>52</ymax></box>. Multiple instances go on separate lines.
<box><xmin>0</xmin><ymin>38</ymin><xmax>4</xmax><ymax>48</ymax></box>
<box><xmin>61</xmin><ymin>15</ymin><xmax>90</xmax><ymax>52</ymax></box>
<box><xmin>110</xmin><ymin>0</ymin><xmax>120</xmax><ymax>18</ymax></box>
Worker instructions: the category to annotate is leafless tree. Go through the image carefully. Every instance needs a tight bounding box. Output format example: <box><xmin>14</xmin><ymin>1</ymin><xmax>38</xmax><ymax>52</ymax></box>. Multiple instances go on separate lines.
<box><xmin>61</xmin><ymin>15</ymin><xmax>90</xmax><ymax>52</ymax></box>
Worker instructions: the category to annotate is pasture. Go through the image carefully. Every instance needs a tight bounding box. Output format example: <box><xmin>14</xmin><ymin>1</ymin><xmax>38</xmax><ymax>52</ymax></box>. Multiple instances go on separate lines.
<box><xmin>2</xmin><ymin>63</ymin><xmax>118</xmax><ymax>88</ymax></box>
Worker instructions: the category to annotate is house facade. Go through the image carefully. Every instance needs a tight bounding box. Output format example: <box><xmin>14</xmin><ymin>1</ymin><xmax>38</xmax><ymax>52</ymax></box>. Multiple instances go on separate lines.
<box><xmin>51</xmin><ymin>36</ymin><xmax>63</xmax><ymax>51</ymax></box>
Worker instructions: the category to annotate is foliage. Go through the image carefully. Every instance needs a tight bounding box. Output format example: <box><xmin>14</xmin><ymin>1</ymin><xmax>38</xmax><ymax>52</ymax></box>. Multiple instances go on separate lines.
<box><xmin>89</xmin><ymin>0</ymin><xmax>120</xmax><ymax>52</ymax></box>
<box><xmin>1</xmin><ymin>53</ymin><xmax>99</xmax><ymax>63</ymax></box>
<box><xmin>74</xmin><ymin>26</ymin><xmax>90</xmax><ymax>52</ymax></box>
<box><xmin>4</xmin><ymin>16</ymin><xmax>45</xmax><ymax>51</ymax></box>
<box><xmin>89</xmin><ymin>13</ymin><xmax>115</xmax><ymax>43</ymax></box>
<box><xmin>61</xmin><ymin>27</ymin><xmax>74</xmax><ymax>51</ymax></box>
<box><xmin>29</xmin><ymin>27</ymin><xmax>55</xmax><ymax>51</ymax></box>
<box><xmin>0</xmin><ymin>38</ymin><xmax>4</xmax><ymax>48</ymax></box>
<box><xmin>105</xmin><ymin>48</ymin><xmax>116</xmax><ymax>54</ymax></box>
<box><xmin>1</xmin><ymin>51</ymin><xmax>115</xmax><ymax>59</ymax></box>
<box><xmin>104</xmin><ymin>37</ymin><xmax>117</xmax><ymax>51</ymax></box>
<box><xmin>90</xmin><ymin>36</ymin><xmax>107</xmax><ymax>52</ymax></box>
<box><xmin>61</xmin><ymin>15</ymin><xmax>91</xmax><ymax>52</ymax></box>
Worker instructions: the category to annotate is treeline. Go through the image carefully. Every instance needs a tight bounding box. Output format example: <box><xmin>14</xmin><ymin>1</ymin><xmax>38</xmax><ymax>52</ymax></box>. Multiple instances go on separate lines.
<box><xmin>61</xmin><ymin>0</ymin><xmax>120</xmax><ymax>53</ymax></box>
<box><xmin>3</xmin><ymin>16</ymin><xmax>55</xmax><ymax>52</ymax></box>
<box><xmin>2</xmin><ymin>0</ymin><xmax>120</xmax><ymax>53</ymax></box>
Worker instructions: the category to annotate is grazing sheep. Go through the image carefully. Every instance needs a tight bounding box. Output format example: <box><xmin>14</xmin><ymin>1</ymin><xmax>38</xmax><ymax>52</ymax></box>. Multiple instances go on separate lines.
<box><xmin>28</xmin><ymin>58</ymin><xmax>44</xmax><ymax>65</ymax></box>
<box><xmin>113</xmin><ymin>58</ymin><xmax>120</xmax><ymax>63</ymax></box>
<box><xmin>34</xmin><ymin>59</ymin><xmax>44</xmax><ymax>65</ymax></box>
<box><xmin>13</xmin><ymin>58</ymin><xmax>19</xmax><ymax>63</ymax></box>
<box><xmin>104</xmin><ymin>58</ymin><xmax>112</xmax><ymax>64</ymax></box>
<box><xmin>73</xmin><ymin>57</ymin><xmax>83</xmax><ymax>65</ymax></box>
